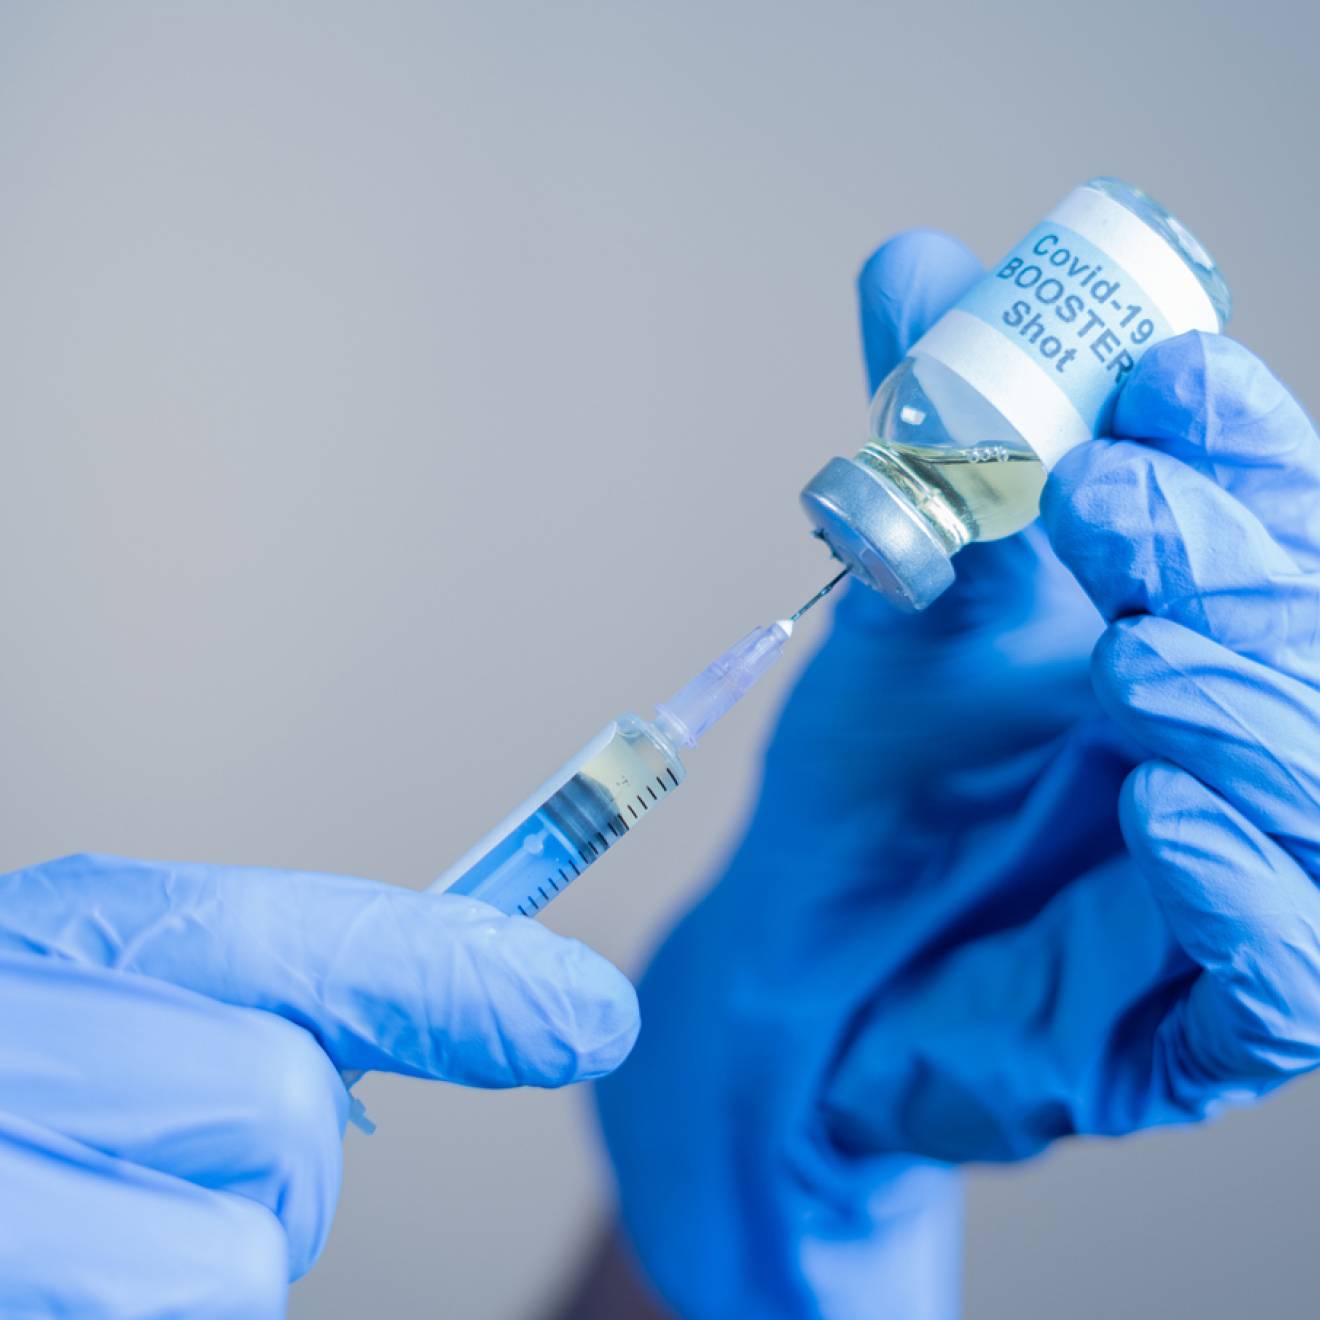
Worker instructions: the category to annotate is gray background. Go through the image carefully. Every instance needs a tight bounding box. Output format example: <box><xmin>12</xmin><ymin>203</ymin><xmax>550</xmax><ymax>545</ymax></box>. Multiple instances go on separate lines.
<box><xmin>1</xmin><ymin>2</ymin><xmax>1315</xmax><ymax>1316</ymax></box>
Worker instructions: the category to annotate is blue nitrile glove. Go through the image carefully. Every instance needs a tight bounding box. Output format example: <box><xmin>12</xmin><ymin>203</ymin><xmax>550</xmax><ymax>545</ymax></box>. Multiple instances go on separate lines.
<box><xmin>599</xmin><ymin>228</ymin><xmax>1320</xmax><ymax>1318</ymax></box>
<box><xmin>825</xmin><ymin>328</ymin><xmax>1320</xmax><ymax>1161</ymax></box>
<box><xmin>0</xmin><ymin>853</ymin><xmax>637</xmax><ymax>1318</ymax></box>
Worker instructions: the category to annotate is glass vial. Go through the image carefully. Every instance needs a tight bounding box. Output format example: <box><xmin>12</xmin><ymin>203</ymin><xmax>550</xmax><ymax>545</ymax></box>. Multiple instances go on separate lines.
<box><xmin>800</xmin><ymin>177</ymin><xmax>1231</xmax><ymax>610</ymax></box>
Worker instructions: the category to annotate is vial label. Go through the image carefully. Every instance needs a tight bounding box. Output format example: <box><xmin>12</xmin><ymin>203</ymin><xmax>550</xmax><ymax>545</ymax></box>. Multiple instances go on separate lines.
<box><xmin>908</xmin><ymin>187</ymin><xmax>1220</xmax><ymax>466</ymax></box>
<box><xmin>960</xmin><ymin>220</ymin><xmax>1173</xmax><ymax>428</ymax></box>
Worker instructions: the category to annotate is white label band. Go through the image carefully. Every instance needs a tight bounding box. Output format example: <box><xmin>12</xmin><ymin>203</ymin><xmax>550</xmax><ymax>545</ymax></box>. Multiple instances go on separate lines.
<box><xmin>911</xmin><ymin>185</ymin><xmax>1220</xmax><ymax>469</ymax></box>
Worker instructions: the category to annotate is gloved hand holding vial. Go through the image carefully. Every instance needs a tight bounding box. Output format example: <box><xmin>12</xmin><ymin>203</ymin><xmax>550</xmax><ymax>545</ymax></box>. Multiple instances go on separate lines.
<box><xmin>593</xmin><ymin>182</ymin><xmax>1320</xmax><ymax>1318</ymax></box>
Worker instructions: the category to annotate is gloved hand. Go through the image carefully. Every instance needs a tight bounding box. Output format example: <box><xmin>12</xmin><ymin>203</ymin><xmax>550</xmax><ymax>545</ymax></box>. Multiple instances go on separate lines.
<box><xmin>597</xmin><ymin>228</ymin><xmax>1320</xmax><ymax>1317</ymax></box>
<box><xmin>0</xmin><ymin>853</ymin><xmax>638</xmax><ymax>1318</ymax></box>
<box><xmin>828</xmin><ymin>306</ymin><xmax>1320</xmax><ymax>1159</ymax></box>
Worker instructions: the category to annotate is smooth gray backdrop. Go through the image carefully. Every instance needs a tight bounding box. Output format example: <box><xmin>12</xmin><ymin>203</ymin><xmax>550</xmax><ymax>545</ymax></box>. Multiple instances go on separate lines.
<box><xmin>1</xmin><ymin>3</ymin><xmax>1315</xmax><ymax>1316</ymax></box>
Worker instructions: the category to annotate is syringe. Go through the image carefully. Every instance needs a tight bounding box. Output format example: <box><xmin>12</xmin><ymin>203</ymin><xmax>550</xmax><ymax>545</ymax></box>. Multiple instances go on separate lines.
<box><xmin>341</xmin><ymin>569</ymin><xmax>847</xmax><ymax>1128</ymax></box>
<box><xmin>438</xmin><ymin>567</ymin><xmax>848</xmax><ymax>917</ymax></box>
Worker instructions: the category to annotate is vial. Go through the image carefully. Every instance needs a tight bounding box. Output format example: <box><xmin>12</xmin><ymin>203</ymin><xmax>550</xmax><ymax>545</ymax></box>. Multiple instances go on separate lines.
<box><xmin>800</xmin><ymin>177</ymin><xmax>1231</xmax><ymax>610</ymax></box>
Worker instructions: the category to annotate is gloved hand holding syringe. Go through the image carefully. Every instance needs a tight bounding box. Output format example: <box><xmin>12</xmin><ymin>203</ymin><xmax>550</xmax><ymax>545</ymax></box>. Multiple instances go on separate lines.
<box><xmin>341</xmin><ymin>567</ymin><xmax>848</xmax><ymax>1124</ymax></box>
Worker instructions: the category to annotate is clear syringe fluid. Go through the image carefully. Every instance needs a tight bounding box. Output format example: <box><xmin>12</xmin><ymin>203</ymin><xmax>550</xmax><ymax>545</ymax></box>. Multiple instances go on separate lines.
<box><xmin>342</xmin><ymin>570</ymin><xmax>847</xmax><ymax>1127</ymax></box>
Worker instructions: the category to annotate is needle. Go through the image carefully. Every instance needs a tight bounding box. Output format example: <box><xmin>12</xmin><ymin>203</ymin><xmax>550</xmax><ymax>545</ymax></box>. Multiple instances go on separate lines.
<box><xmin>788</xmin><ymin>567</ymin><xmax>849</xmax><ymax>623</ymax></box>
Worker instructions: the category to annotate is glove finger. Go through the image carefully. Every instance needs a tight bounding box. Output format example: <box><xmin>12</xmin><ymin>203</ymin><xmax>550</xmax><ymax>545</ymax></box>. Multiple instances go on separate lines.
<box><xmin>0</xmin><ymin>954</ymin><xmax>343</xmax><ymax>1277</ymax></box>
<box><xmin>1112</xmin><ymin>333</ymin><xmax>1320</xmax><ymax>571</ymax></box>
<box><xmin>1044</xmin><ymin>438</ymin><xmax>1320</xmax><ymax>681</ymax></box>
<box><xmin>1092</xmin><ymin>615</ymin><xmax>1320</xmax><ymax>874</ymax></box>
<box><xmin>857</xmin><ymin>229</ymin><xmax>982</xmax><ymax>392</ymax></box>
<box><xmin>0</xmin><ymin>1108</ymin><xmax>287</xmax><ymax>1318</ymax></box>
<box><xmin>0</xmin><ymin>855</ymin><xmax>639</xmax><ymax>1086</ymax></box>
<box><xmin>1120</xmin><ymin>761</ymin><xmax>1320</xmax><ymax>1105</ymax></box>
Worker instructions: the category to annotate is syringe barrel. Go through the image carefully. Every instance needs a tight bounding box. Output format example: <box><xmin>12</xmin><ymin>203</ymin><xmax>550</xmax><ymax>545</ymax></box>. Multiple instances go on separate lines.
<box><xmin>437</xmin><ymin>715</ymin><xmax>686</xmax><ymax>917</ymax></box>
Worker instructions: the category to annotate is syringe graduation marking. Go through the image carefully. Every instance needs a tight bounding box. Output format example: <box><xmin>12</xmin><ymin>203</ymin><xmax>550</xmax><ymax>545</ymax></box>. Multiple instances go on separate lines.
<box><xmin>509</xmin><ymin>768</ymin><xmax>677</xmax><ymax>916</ymax></box>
